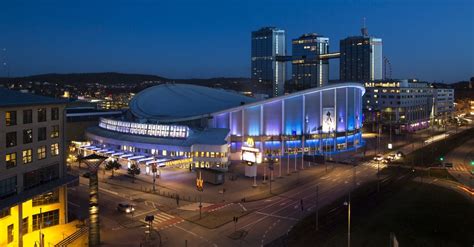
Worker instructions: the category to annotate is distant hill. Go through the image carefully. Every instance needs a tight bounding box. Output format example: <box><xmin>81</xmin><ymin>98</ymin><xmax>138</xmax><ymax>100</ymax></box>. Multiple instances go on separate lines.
<box><xmin>451</xmin><ymin>78</ymin><xmax>474</xmax><ymax>100</ymax></box>
<box><xmin>0</xmin><ymin>72</ymin><xmax>252</xmax><ymax>87</ymax></box>
<box><xmin>0</xmin><ymin>72</ymin><xmax>168</xmax><ymax>85</ymax></box>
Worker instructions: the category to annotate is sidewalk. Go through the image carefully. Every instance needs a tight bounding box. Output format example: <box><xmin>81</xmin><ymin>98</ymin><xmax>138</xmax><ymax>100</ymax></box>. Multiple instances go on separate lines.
<box><xmin>72</xmin><ymin>156</ymin><xmax>341</xmax><ymax>205</ymax></box>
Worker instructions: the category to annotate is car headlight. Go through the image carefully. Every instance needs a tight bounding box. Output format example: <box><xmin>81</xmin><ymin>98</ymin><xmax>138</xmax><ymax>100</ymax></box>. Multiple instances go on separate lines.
<box><xmin>126</xmin><ymin>208</ymin><xmax>130</xmax><ymax>213</ymax></box>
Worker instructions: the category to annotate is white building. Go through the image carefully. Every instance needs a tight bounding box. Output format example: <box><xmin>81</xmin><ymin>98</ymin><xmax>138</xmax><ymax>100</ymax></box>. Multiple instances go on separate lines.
<box><xmin>363</xmin><ymin>80</ymin><xmax>434</xmax><ymax>132</ymax></box>
<box><xmin>432</xmin><ymin>85</ymin><xmax>454</xmax><ymax>124</ymax></box>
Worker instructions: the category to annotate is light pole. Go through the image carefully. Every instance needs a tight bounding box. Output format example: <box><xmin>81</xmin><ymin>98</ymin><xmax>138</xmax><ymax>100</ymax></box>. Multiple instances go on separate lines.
<box><xmin>81</xmin><ymin>153</ymin><xmax>107</xmax><ymax>247</ymax></box>
<box><xmin>287</xmin><ymin>139</ymin><xmax>290</xmax><ymax>176</ymax></box>
<box><xmin>344</xmin><ymin>194</ymin><xmax>351</xmax><ymax>247</ymax></box>
<box><xmin>152</xmin><ymin>163</ymin><xmax>157</xmax><ymax>192</ymax></box>
<box><xmin>315</xmin><ymin>185</ymin><xmax>319</xmax><ymax>231</ymax></box>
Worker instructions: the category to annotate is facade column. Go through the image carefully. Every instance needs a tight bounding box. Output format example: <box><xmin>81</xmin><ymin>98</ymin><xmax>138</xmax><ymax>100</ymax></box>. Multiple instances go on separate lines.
<box><xmin>333</xmin><ymin>89</ymin><xmax>337</xmax><ymax>152</ymax></box>
<box><xmin>301</xmin><ymin>95</ymin><xmax>305</xmax><ymax>169</ymax></box>
<box><xmin>18</xmin><ymin>202</ymin><xmax>23</xmax><ymax>247</ymax></box>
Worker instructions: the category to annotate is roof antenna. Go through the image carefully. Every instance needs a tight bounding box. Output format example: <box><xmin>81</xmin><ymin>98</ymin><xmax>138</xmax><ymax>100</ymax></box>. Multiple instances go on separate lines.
<box><xmin>361</xmin><ymin>17</ymin><xmax>368</xmax><ymax>37</ymax></box>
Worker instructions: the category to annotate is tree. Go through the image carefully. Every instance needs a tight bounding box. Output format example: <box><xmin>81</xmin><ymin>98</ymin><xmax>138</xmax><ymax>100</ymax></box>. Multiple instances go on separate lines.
<box><xmin>127</xmin><ymin>163</ymin><xmax>141</xmax><ymax>183</ymax></box>
<box><xmin>105</xmin><ymin>160</ymin><xmax>121</xmax><ymax>178</ymax></box>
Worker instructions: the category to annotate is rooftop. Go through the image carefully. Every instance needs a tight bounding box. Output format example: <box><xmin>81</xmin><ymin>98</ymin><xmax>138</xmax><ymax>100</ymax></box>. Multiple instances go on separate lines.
<box><xmin>0</xmin><ymin>88</ymin><xmax>66</xmax><ymax>107</ymax></box>
<box><xmin>129</xmin><ymin>83</ymin><xmax>257</xmax><ymax>121</ymax></box>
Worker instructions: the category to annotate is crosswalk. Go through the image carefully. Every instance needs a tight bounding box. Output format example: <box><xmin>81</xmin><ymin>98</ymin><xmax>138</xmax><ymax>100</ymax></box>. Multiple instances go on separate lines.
<box><xmin>447</xmin><ymin>165</ymin><xmax>471</xmax><ymax>172</ymax></box>
<box><xmin>141</xmin><ymin>212</ymin><xmax>184</xmax><ymax>231</ymax></box>
<box><xmin>363</xmin><ymin>161</ymin><xmax>387</xmax><ymax>170</ymax></box>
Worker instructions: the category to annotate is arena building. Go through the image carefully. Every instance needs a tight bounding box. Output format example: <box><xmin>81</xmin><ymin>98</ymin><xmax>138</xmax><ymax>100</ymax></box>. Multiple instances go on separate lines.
<box><xmin>83</xmin><ymin>83</ymin><xmax>364</xmax><ymax>172</ymax></box>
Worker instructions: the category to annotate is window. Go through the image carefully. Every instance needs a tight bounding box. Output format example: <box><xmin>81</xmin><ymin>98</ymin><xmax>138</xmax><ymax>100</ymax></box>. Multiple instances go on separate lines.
<box><xmin>38</xmin><ymin>108</ymin><xmax>47</xmax><ymax>122</ymax></box>
<box><xmin>51</xmin><ymin>107</ymin><xmax>59</xmax><ymax>120</ymax></box>
<box><xmin>23</xmin><ymin>164</ymin><xmax>59</xmax><ymax>190</ymax></box>
<box><xmin>6</xmin><ymin>132</ymin><xmax>16</xmax><ymax>148</ymax></box>
<box><xmin>23</xmin><ymin>129</ymin><xmax>33</xmax><ymax>144</ymax></box>
<box><xmin>22</xmin><ymin>217</ymin><xmax>28</xmax><ymax>235</ymax></box>
<box><xmin>51</xmin><ymin>143</ymin><xmax>59</xmax><ymax>156</ymax></box>
<box><xmin>32</xmin><ymin>190</ymin><xmax>59</xmax><ymax>206</ymax></box>
<box><xmin>6</xmin><ymin>152</ymin><xmax>17</xmax><ymax>169</ymax></box>
<box><xmin>7</xmin><ymin>224</ymin><xmax>13</xmax><ymax>243</ymax></box>
<box><xmin>5</xmin><ymin>111</ymin><xmax>16</xmax><ymax>126</ymax></box>
<box><xmin>37</xmin><ymin>146</ymin><xmax>46</xmax><ymax>160</ymax></box>
<box><xmin>38</xmin><ymin>127</ymin><xmax>47</xmax><ymax>141</ymax></box>
<box><xmin>23</xmin><ymin>109</ymin><xmax>33</xmax><ymax>124</ymax></box>
<box><xmin>23</xmin><ymin>149</ymin><xmax>33</xmax><ymax>164</ymax></box>
<box><xmin>50</xmin><ymin>125</ymin><xmax>59</xmax><ymax>138</ymax></box>
<box><xmin>0</xmin><ymin>208</ymin><xmax>10</xmax><ymax>219</ymax></box>
<box><xmin>32</xmin><ymin>209</ymin><xmax>59</xmax><ymax>231</ymax></box>
<box><xmin>0</xmin><ymin>176</ymin><xmax>17</xmax><ymax>199</ymax></box>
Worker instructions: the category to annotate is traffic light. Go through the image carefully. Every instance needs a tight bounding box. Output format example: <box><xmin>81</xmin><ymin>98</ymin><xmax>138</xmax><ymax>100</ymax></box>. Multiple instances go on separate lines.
<box><xmin>471</xmin><ymin>160</ymin><xmax>474</xmax><ymax>166</ymax></box>
<box><xmin>439</xmin><ymin>157</ymin><xmax>444</xmax><ymax>162</ymax></box>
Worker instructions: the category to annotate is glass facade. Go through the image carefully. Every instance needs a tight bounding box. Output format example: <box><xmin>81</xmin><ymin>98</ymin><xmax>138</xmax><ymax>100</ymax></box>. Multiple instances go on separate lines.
<box><xmin>291</xmin><ymin>34</ymin><xmax>329</xmax><ymax>90</ymax></box>
<box><xmin>251</xmin><ymin>27</ymin><xmax>286</xmax><ymax>97</ymax></box>
<box><xmin>211</xmin><ymin>84</ymin><xmax>365</xmax><ymax>156</ymax></box>
<box><xmin>340</xmin><ymin>36</ymin><xmax>382</xmax><ymax>82</ymax></box>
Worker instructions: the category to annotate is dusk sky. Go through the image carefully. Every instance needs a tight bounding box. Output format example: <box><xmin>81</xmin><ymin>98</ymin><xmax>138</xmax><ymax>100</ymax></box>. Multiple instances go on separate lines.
<box><xmin>1</xmin><ymin>0</ymin><xmax>472</xmax><ymax>82</ymax></box>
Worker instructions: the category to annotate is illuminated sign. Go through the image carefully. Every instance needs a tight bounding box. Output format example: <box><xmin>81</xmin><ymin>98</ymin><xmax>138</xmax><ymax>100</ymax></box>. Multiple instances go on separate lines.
<box><xmin>246</xmin><ymin>137</ymin><xmax>255</xmax><ymax>148</ymax></box>
<box><xmin>99</xmin><ymin>118</ymin><xmax>189</xmax><ymax>138</ymax></box>
<box><xmin>322</xmin><ymin>108</ymin><xmax>336</xmax><ymax>133</ymax></box>
<box><xmin>242</xmin><ymin>146</ymin><xmax>262</xmax><ymax>164</ymax></box>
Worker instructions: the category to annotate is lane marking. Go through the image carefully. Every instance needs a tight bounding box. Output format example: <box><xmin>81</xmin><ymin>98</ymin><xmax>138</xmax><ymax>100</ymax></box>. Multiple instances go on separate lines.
<box><xmin>255</xmin><ymin>212</ymin><xmax>298</xmax><ymax>221</ymax></box>
<box><xmin>99</xmin><ymin>187</ymin><xmax>119</xmax><ymax>195</ymax></box>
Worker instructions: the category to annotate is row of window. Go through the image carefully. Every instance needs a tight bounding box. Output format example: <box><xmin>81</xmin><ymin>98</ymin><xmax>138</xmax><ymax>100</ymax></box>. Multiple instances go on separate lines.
<box><xmin>5</xmin><ymin>107</ymin><xmax>59</xmax><ymax>126</ymax></box>
<box><xmin>5</xmin><ymin>126</ymin><xmax>59</xmax><ymax>148</ymax></box>
<box><xmin>0</xmin><ymin>164</ymin><xmax>60</xmax><ymax>203</ymax></box>
<box><xmin>119</xmin><ymin>145</ymin><xmax>227</xmax><ymax>158</ymax></box>
<box><xmin>5</xmin><ymin>144</ymin><xmax>59</xmax><ymax>169</ymax></box>
<box><xmin>4</xmin><ymin>208</ymin><xmax>61</xmax><ymax>243</ymax></box>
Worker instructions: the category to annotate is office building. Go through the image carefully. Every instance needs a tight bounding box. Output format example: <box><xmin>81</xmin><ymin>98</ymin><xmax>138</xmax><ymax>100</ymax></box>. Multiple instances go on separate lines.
<box><xmin>363</xmin><ymin>80</ymin><xmax>434</xmax><ymax>132</ymax></box>
<box><xmin>251</xmin><ymin>27</ymin><xmax>286</xmax><ymax>97</ymax></box>
<box><xmin>340</xmin><ymin>32</ymin><xmax>382</xmax><ymax>82</ymax></box>
<box><xmin>432</xmin><ymin>85</ymin><xmax>454</xmax><ymax>124</ymax></box>
<box><xmin>0</xmin><ymin>88</ymin><xmax>76</xmax><ymax>246</ymax></box>
<box><xmin>291</xmin><ymin>33</ymin><xmax>330</xmax><ymax>90</ymax></box>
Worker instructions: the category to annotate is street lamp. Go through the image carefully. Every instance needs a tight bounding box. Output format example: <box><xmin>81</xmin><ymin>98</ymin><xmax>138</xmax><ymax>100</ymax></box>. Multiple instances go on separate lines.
<box><xmin>344</xmin><ymin>195</ymin><xmax>351</xmax><ymax>247</ymax></box>
<box><xmin>81</xmin><ymin>153</ymin><xmax>107</xmax><ymax>247</ymax></box>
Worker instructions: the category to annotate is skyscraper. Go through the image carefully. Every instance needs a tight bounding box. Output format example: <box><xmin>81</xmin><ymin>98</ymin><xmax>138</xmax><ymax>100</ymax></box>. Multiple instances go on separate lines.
<box><xmin>291</xmin><ymin>33</ymin><xmax>329</xmax><ymax>90</ymax></box>
<box><xmin>251</xmin><ymin>27</ymin><xmax>286</xmax><ymax>97</ymax></box>
<box><xmin>340</xmin><ymin>28</ymin><xmax>382</xmax><ymax>82</ymax></box>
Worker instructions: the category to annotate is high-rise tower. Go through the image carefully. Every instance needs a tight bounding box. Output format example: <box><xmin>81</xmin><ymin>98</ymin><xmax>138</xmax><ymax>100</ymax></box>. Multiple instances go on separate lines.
<box><xmin>251</xmin><ymin>27</ymin><xmax>286</xmax><ymax>97</ymax></box>
<box><xmin>291</xmin><ymin>33</ymin><xmax>329</xmax><ymax>90</ymax></box>
<box><xmin>340</xmin><ymin>25</ymin><xmax>382</xmax><ymax>82</ymax></box>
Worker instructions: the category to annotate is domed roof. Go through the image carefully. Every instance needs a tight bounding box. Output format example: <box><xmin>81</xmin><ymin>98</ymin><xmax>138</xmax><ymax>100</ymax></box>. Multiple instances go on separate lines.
<box><xmin>129</xmin><ymin>83</ymin><xmax>257</xmax><ymax>121</ymax></box>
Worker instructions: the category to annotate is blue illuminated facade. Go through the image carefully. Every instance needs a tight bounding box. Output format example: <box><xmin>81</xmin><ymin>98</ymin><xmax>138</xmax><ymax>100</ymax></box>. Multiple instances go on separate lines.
<box><xmin>209</xmin><ymin>83</ymin><xmax>365</xmax><ymax>158</ymax></box>
<box><xmin>85</xmin><ymin>83</ymin><xmax>365</xmax><ymax>171</ymax></box>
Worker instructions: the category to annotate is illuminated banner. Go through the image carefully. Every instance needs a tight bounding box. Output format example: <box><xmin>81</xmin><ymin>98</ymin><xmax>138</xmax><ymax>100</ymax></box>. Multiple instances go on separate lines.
<box><xmin>99</xmin><ymin>118</ymin><xmax>189</xmax><ymax>138</ymax></box>
<box><xmin>322</xmin><ymin>107</ymin><xmax>336</xmax><ymax>133</ymax></box>
<box><xmin>242</xmin><ymin>146</ymin><xmax>262</xmax><ymax>164</ymax></box>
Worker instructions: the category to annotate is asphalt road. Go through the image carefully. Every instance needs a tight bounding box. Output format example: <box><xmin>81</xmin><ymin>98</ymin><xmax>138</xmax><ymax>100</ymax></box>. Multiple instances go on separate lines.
<box><xmin>156</xmin><ymin>162</ymin><xmax>378</xmax><ymax>247</ymax></box>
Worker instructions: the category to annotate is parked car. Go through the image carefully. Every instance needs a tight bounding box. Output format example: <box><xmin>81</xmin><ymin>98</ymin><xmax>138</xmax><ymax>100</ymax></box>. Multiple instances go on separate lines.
<box><xmin>117</xmin><ymin>203</ymin><xmax>135</xmax><ymax>213</ymax></box>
